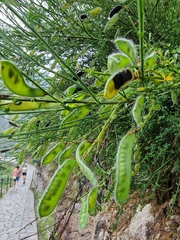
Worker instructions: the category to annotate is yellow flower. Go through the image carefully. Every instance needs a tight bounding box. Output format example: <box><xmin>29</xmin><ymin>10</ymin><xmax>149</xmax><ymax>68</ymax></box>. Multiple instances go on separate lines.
<box><xmin>161</xmin><ymin>73</ymin><xmax>173</xmax><ymax>81</ymax></box>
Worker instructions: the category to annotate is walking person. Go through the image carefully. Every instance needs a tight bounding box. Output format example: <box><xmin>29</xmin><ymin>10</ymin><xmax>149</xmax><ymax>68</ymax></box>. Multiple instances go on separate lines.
<box><xmin>22</xmin><ymin>164</ymin><xmax>27</xmax><ymax>184</ymax></box>
<box><xmin>12</xmin><ymin>166</ymin><xmax>21</xmax><ymax>190</ymax></box>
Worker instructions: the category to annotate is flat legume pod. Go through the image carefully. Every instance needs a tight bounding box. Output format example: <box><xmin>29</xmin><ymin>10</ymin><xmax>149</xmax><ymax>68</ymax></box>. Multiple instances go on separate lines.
<box><xmin>41</xmin><ymin>142</ymin><xmax>65</xmax><ymax>165</ymax></box>
<box><xmin>88</xmin><ymin>187</ymin><xmax>98</xmax><ymax>214</ymax></box>
<box><xmin>114</xmin><ymin>38</ymin><xmax>137</xmax><ymax>65</ymax></box>
<box><xmin>132</xmin><ymin>95</ymin><xmax>145</xmax><ymax>127</ymax></box>
<box><xmin>115</xmin><ymin>132</ymin><xmax>135</xmax><ymax>204</ymax></box>
<box><xmin>38</xmin><ymin>158</ymin><xmax>76</xmax><ymax>218</ymax></box>
<box><xmin>76</xmin><ymin>141</ymin><xmax>98</xmax><ymax>186</ymax></box>
<box><xmin>0</xmin><ymin>60</ymin><xmax>45</xmax><ymax>97</ymax></box>
<box><xmin>78</xmin><ymin>196</ymin><xmax>89</xmax><ymax>230</ymax></box>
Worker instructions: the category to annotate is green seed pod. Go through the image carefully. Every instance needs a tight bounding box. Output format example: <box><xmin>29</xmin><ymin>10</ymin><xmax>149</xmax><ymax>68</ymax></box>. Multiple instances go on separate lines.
<box><xmin>76</xmin><ymin>141</ymin><xmax>98</xmax><ymax>186</ymax></box>
<box><xmin>19</xmin><ymin>123</ymin><xmax>26</xmax><ymax>132</ymax></box>
<box><xmin>171</xmin><ymin>90</ymin><xmax>178</xmax><ymax>105</ymax></box>
<box><xmin>2</xmin><ymin>127</ymin><xmax>14</xmax><ymax>135</ymax></box>
<box><xmin>107</xmin><ymin>53</ymin><xmax>131</xmax><ymax>75</ymax></box>
<box><xmin>132</xmin><ymin>95</ymin><xmax>145</xmax><ymax>127</ymax></box>
<box><xmin>133</xmin><ymin>143</ymin><xmax>140</xmax><ymax>161</ymax></box>
<box><xmin>114</xmin><ymin>38</ymin><xmax>137</xmax><ymax>65</ymax></box>
<box><xmin>41</xmin><ymin>142</ymin><xmax>65</xmax><ymax>165</ymax></box>
<box><xmin>0</xmin><ymin>60</ymin><xmax>46</xmax><ymax>97</ymax></box>
<box><xmin>61</xmin><ymin>106</ymin><xmax>90</xmax><ymax>128</ymax></box>
<box><xmin>116</xmin><ymin>0</ymin><xmax>126</xmax><ymax>3</ymax></box>
<box><xmin>104</xmin><ymin>13</ymin><xmax>120</xmax><ymax>32</ymax></box>
<box><xmin>115</xmin><ymin>131</ymin><xmax>135</xmax><ymax>204</ymax></box>
<box><xmin>132</xmin><ymin>163</ymin><xmax>140</xmax><ymax>176</ymax></box>
<box><xmin>12</xmin><ymin>114</ymin><xmax>18</xmax><ymax>121</ymax></box>
<box><xmin>59</xmin><ymin>143</ymin><xmax>76</xmax><ymax>163</ymax></box>
<box><xmin>144</xmin><ymin>52</ymin><xmax>156</xmax><ymax>69</ymax></box>
<box><xmin>36</xmin><ymin>143</ymin><xmax>49</xmax><ymax>157</ymax></box>
<box><xmin>38</xmin><ymin>158</ymin><xmax>76</xmax><ymax>218</ymax></box>
<box><xmin>0</xmin><ymin>101</ymin><xmax>59</xmax><ymax>112</ymax></box>
<box><xmin>109</xmin><ymin>5</ymin><xmax>123</xmax><ymax>18</ymax></box>
<box><xmin>14</xmin><ymin>142</ymin><xmax>22</xmax><ymax>150</ymax></box>
<box><xmin>88</xmin><ymin>187</ymin><xmax>98</xmax><ymax>214</ymax></box>
<box><xmin>89</xmin><ymin>7</ymin><xmax>102</xmax><ymax>16</ymax></box>
<box><xmin>26</xmin><ymin>117</ymin><xmax>39</xmax><ymax>132</ymax></box>
<box><xmin>64</xmin><ymin>85</ymin><xmax>76</xmax><ymax>96</ymax></box>
<box><xmin>78</xmin><ymin>196</ymin><xmax>89</xmax><ymax>230</ymax></box>
<box><xmin>18</xmin><ymin>149</ymin><xmax>24</xmax><ymax>165</ymax></box>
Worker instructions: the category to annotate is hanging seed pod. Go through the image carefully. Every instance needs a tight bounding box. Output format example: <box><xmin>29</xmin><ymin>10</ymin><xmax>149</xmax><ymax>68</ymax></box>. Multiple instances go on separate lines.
<box><xmin>104</xmin><ymin>69</ymin><xmax>134</xmax><ymax>100</ymax></box>
<box><xmin>88</xmin><ymin>187</ymin><xmax>98</xmax><ymax>214</ymax></box>
<box><xmin>115</xmin><ymin>131</ymin><xmax>135</xmax><ymax>204</ymax></box>
<box><xmin>104</xmin><ymin>13</ymin><xmax>120</xmax><ymax>32</ymax></box>
<box><xmin>171</xmin><ymin>90</ymin><xmax>178</xmax><ymax>105</ymax></box>
<box><xmin>78</xmin><ymin>196</ymin><xmax>89</xmax><ymax>230</ymax></box>
<box><xmin>144</xmin><ymin>52</ymin><xmax>157</xmax><ymax>69</ymax></box>
<box><xmin>76</xmin><ymin>141</ymin><xmax>98</xmax><ymax>186</ymax></box>
<box><xmin>132</xmin><ymin>163</ymin><xmax>140</xmax><ymax>176</ymax></box>
<box><xmin>80</xmin><ymin>14</ymin><xmax>88</xmax><ymax>20</ymax></box>
<box><xmin>132</xmin><ymin>95</ymin><xmax>145</xmax><ymax>127</ymax></box>
<box><xmin>114</xmin><ymin>38</ymin><xmax>137</xmax><ymax>65</ymax></box>
<box><xmin>133</xmin><ymin>143</ymin><xmax>140</xmax><ymax>161</ymax></box>
<box><xmin>61</xmin><ymin>106</ymin><xmax>90</xmax><ymax>128</ymax></box>
<box><xmin>107</xmin><ymin>53</ymin><xmax>130</xmax><ymax>74</ymax></box>
<box><xmin>89</xmin><ymin>7</ymin><xmax>102</xmax><ymax>16</ymax></box>
<box><xmin>41</xmin><ymin>142</ymin><xmax>65</xmax><ymax>165</ymax></box>
<box><xmin>109</xmin><ymin>5</ymin><xmax>123</xmax><ymax>18</ymax></box>
<box><xmin>0</xmin><ymin>60</ymin><xmax>46</xmax><ymax>97</ymax></box>
<box><xmin>38</xmin><ymin>158</ymin><xmax>76</xmax><ymax>218</ymax></box>
<box><xmin>0</xmin><ymin>101</ymin><xmax>60</xmax><ymax>112</ymax></box>
<box><xmin>58</xmin><ymin>143</ymin><xmax>76</xmax><ymax>163</ymax></box>
<box><xmin>18</xmin><ymin>149</ymin><xmax>24</xmax><ymax>165</ymax></box>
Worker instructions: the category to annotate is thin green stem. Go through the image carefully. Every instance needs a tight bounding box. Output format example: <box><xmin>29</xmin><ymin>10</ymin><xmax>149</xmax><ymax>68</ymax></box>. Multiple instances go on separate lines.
<box><xmin>5</xmin><ymin>3</ymin><xmax>100</xmax><ymax>103</ymax></box>
<box><xmin>137</xmin><ymin>0</ymin><xmax>145</xmax><ymax>79</ymax></box>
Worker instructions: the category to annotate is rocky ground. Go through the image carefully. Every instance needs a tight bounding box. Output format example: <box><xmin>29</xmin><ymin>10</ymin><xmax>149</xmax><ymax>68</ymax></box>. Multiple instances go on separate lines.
<box><xmin>35</xmin><ymin>166</ymin><xmax>180</xmax><ymax>240</ymax></box>
<box><xmin>56</xmin><ymin>192</ymin><xmax>180</xmax><ymax>240</ymax></box>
